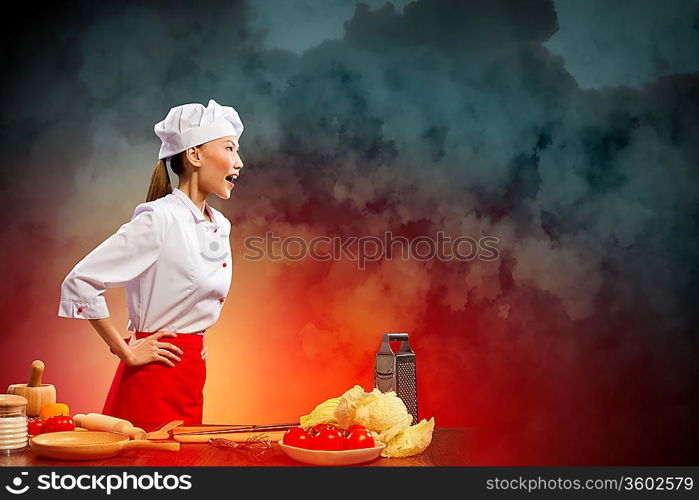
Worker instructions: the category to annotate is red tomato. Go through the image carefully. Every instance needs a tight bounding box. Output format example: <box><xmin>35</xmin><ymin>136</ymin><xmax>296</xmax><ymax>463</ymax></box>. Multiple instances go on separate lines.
<box><xmin>312</xmin><ymin>423</ymin><xmax>337</xmax><ymax>433</ymax></box>
<box><xmin>311</xmin><ymin>428</ymin><xmax>344</xmax><ymax>450</ymax></box>
<box><xmin>344</xmin><ymin>429</ymin><xmax>375</xmax><ymax>450</ymax></box>
<box><xmin>283</xmin><ymin>427</ymin><xmax>311</xmax><ymax>448</ymax></box>
<box><xmin>347</xmin><ymin>424</ymin><xmax>369</xmax><ymax>433</ymax></box>
<box><xmin>43</xmin><ymin>415</ymin><xmax>75</xmax><ymax>433</ymax></box>
<box><xmin>28</xmin><ymin>418</ymin><xmax>45</xmax><ymax>436</ymax></box>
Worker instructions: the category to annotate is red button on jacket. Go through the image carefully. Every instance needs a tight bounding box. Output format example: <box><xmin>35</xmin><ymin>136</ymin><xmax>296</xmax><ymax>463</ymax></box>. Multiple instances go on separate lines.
<box><xmin>219</xmin><ymin>298</ymin><xmax>225</xmax><ymax>303</ymax></box>
<box><xmin>222</xmin><ymin>263</ymin><xmax>227</xmax><ymax>267</ymax></box>
<box><xmin>77</xmin><ymin>307</ymin><xmax>83</xmax><ymax>313</ymax></box>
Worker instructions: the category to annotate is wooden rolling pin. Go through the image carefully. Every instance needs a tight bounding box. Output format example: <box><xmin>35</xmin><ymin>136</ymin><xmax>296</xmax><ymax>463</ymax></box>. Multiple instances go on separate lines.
<box><xmin>7</xmin><ymin>360</ymin><xmax>56</xmax><ymax>417</ymax></box>
<box><xmin>73</xmin><ymin>413</ymin><xmax>147</xmax><ymax>440</ymax></box>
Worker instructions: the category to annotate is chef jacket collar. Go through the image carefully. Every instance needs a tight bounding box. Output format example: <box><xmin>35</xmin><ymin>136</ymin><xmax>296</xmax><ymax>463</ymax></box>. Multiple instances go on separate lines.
<box><xmin>172</xmin><ymin>188</ymin><xmax>221</xmax><ymax>227</ymax></box>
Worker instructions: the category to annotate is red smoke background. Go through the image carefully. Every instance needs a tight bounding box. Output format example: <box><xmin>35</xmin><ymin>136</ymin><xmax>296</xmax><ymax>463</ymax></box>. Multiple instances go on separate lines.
<box><xmin>1</xmin><ymin>0</ymin><xmax>698</xmax><ymax>466</ymax></box>
<box><xmin>1</xmin><ymin>175</ymin><xmax>695</xmax><ymax>466</ymax></box>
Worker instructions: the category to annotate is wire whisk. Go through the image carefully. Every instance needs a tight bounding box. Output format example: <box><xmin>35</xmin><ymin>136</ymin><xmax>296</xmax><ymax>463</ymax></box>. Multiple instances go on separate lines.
<box><xmin>208</xmin><ymin>434</ymin><xmax>273</xmax><ymax>460</ymax></box>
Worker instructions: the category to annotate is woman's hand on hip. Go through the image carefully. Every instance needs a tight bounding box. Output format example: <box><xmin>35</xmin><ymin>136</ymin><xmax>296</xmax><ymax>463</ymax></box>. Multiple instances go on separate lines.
<box><xmin>126</xmin><ymin>331</ymin><xmax>184</xmax><ymax>368</ymax></box>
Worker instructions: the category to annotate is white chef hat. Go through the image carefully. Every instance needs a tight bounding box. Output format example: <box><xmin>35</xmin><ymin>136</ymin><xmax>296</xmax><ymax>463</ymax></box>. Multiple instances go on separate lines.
<box><xmin>154</xmin><ymin>98</ymin><xmax>244</xmax><ymax>160</ymax></box>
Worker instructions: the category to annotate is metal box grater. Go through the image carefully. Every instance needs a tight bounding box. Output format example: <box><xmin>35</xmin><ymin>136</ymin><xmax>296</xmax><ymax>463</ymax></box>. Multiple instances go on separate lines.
<box><xmin>373</xmin><ymin>332</ymin><xmax>419</xmax><ymax>422</ymax></box>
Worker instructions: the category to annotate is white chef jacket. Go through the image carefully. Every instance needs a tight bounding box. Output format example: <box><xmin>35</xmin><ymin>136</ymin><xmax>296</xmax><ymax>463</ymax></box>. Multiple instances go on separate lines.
<box><xmin>58</xmin><ymin>188</ymin><xmax>233</xmax><ymax>334</ymax></box>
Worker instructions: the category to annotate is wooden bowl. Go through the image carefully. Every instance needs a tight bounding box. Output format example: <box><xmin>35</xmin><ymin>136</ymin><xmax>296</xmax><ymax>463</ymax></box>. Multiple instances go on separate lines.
<box><xmin>7</xmin><ymin>360</ymin><xmax>56</xmax><ymax>416</ymax></box>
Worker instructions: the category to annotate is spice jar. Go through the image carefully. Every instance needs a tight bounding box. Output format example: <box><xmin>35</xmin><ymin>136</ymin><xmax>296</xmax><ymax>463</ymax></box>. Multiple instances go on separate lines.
<box><xmin>0</xmin><ymin>394</ymin><xmax>29</xmax><ymax>454</ymax></box>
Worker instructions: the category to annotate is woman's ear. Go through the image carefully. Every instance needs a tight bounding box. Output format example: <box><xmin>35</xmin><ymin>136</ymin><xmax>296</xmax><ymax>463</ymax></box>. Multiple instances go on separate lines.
<box><xmin>185</xmin><ymin>146</ymin><xmax>204</xmax><ymax>167</ymax></box>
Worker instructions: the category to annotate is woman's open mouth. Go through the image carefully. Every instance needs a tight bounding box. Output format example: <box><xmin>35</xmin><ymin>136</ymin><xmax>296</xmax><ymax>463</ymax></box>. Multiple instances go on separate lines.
<box><xmin>225</xmin><ymin>173</ymin><xmax>238</xmax><ymax>188</ymax></box>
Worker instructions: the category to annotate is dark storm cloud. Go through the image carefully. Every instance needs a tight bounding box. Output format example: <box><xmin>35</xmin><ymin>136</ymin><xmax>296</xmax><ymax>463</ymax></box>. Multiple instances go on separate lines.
<box><xmin>1</xmin><ymin>0</ymin><xmax>697</xmax><ymax>463</ymax></box>
<box><xmin>546</xmin><ymin>0</ymin><xmax>699</xmax><ymax>88</ymax></box>
<box><xmin>344</xmin><ymin>0</ymin><xmax>558</xmax><ymax>49</ymax></box>
<box><xmin>262</xmin><ymin>0</ymin><xmax>699</xmax><ymax>328</ymax></box>
<box><xmin>245</xmin><ymin>0</ymin><xmax>414</xmax><ymax>53</ymax></box>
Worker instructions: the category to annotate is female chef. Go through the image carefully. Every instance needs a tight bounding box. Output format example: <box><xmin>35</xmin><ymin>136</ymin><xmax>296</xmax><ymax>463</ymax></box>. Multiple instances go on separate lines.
<box><xmin>58</xmin><ymin>99</ymin><xmax>244</xmax><ymax>430</ymax></box>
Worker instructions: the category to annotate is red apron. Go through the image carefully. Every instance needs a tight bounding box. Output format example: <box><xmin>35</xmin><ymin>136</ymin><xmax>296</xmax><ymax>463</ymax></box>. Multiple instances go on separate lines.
<box><xmin>102</xmin><ymin>331</ymin><xmax>205</xmax><ymax>432</ymax></box>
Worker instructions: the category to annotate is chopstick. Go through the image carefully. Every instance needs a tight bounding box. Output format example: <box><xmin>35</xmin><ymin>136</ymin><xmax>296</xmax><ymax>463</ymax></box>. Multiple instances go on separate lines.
<box><xmin>175</xmin><ymin>422</ymin><xmax>300</xmax><ymax>436</ymax></box>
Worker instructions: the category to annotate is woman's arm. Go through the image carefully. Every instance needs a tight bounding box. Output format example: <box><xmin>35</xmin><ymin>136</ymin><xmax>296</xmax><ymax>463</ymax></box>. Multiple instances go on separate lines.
<box><xmin>60</xmin><ymin>204</ymin><xmax>182</xmax><ymax>367</ymax></box>
<box><xmin>58</xmin><ymin>204</ymin><xmax>168</xmax><ymax>320</ymax></box>
<box><xmin>89</xmin><ymin>318</ymin><xmax>183</xmax><ymax>368</ymax></box>
<box><xmin>89</xmin><ymin>318</ymin><xmax>133</xmax><ymax>363</ymax></box>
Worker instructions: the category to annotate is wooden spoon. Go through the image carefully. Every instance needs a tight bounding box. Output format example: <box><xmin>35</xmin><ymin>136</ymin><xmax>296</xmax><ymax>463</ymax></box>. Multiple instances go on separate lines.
<box><xmin>146</xmin><ymin>420</ymin><xmax>184</xmax><ymax>440</ymax></box>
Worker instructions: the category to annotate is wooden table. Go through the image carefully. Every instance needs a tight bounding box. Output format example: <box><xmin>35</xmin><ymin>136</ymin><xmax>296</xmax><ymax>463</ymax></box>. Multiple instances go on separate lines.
<box><xmin>1</xmin><ymin>428</ymin><xmax>477</xmax><ymax>467</ymax></box>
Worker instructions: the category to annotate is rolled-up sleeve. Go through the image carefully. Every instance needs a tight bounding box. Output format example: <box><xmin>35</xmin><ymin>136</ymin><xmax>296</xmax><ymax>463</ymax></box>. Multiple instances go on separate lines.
<box><xmin>58</xmin><ymin>204</ymin><xmax>168</xmax><ymax>320</ymax></box>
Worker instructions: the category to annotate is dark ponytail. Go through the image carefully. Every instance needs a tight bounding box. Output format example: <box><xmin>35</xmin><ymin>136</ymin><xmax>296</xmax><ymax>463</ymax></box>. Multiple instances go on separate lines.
<box><xmin>145</xmin><ymin>153</ymin><xmax>186</xmax><ymax>202</ymax></box>
<box><xmin>146</xmin><ymin>158</ymin><xmax>171</xmax><ymax>202</ymax></box>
